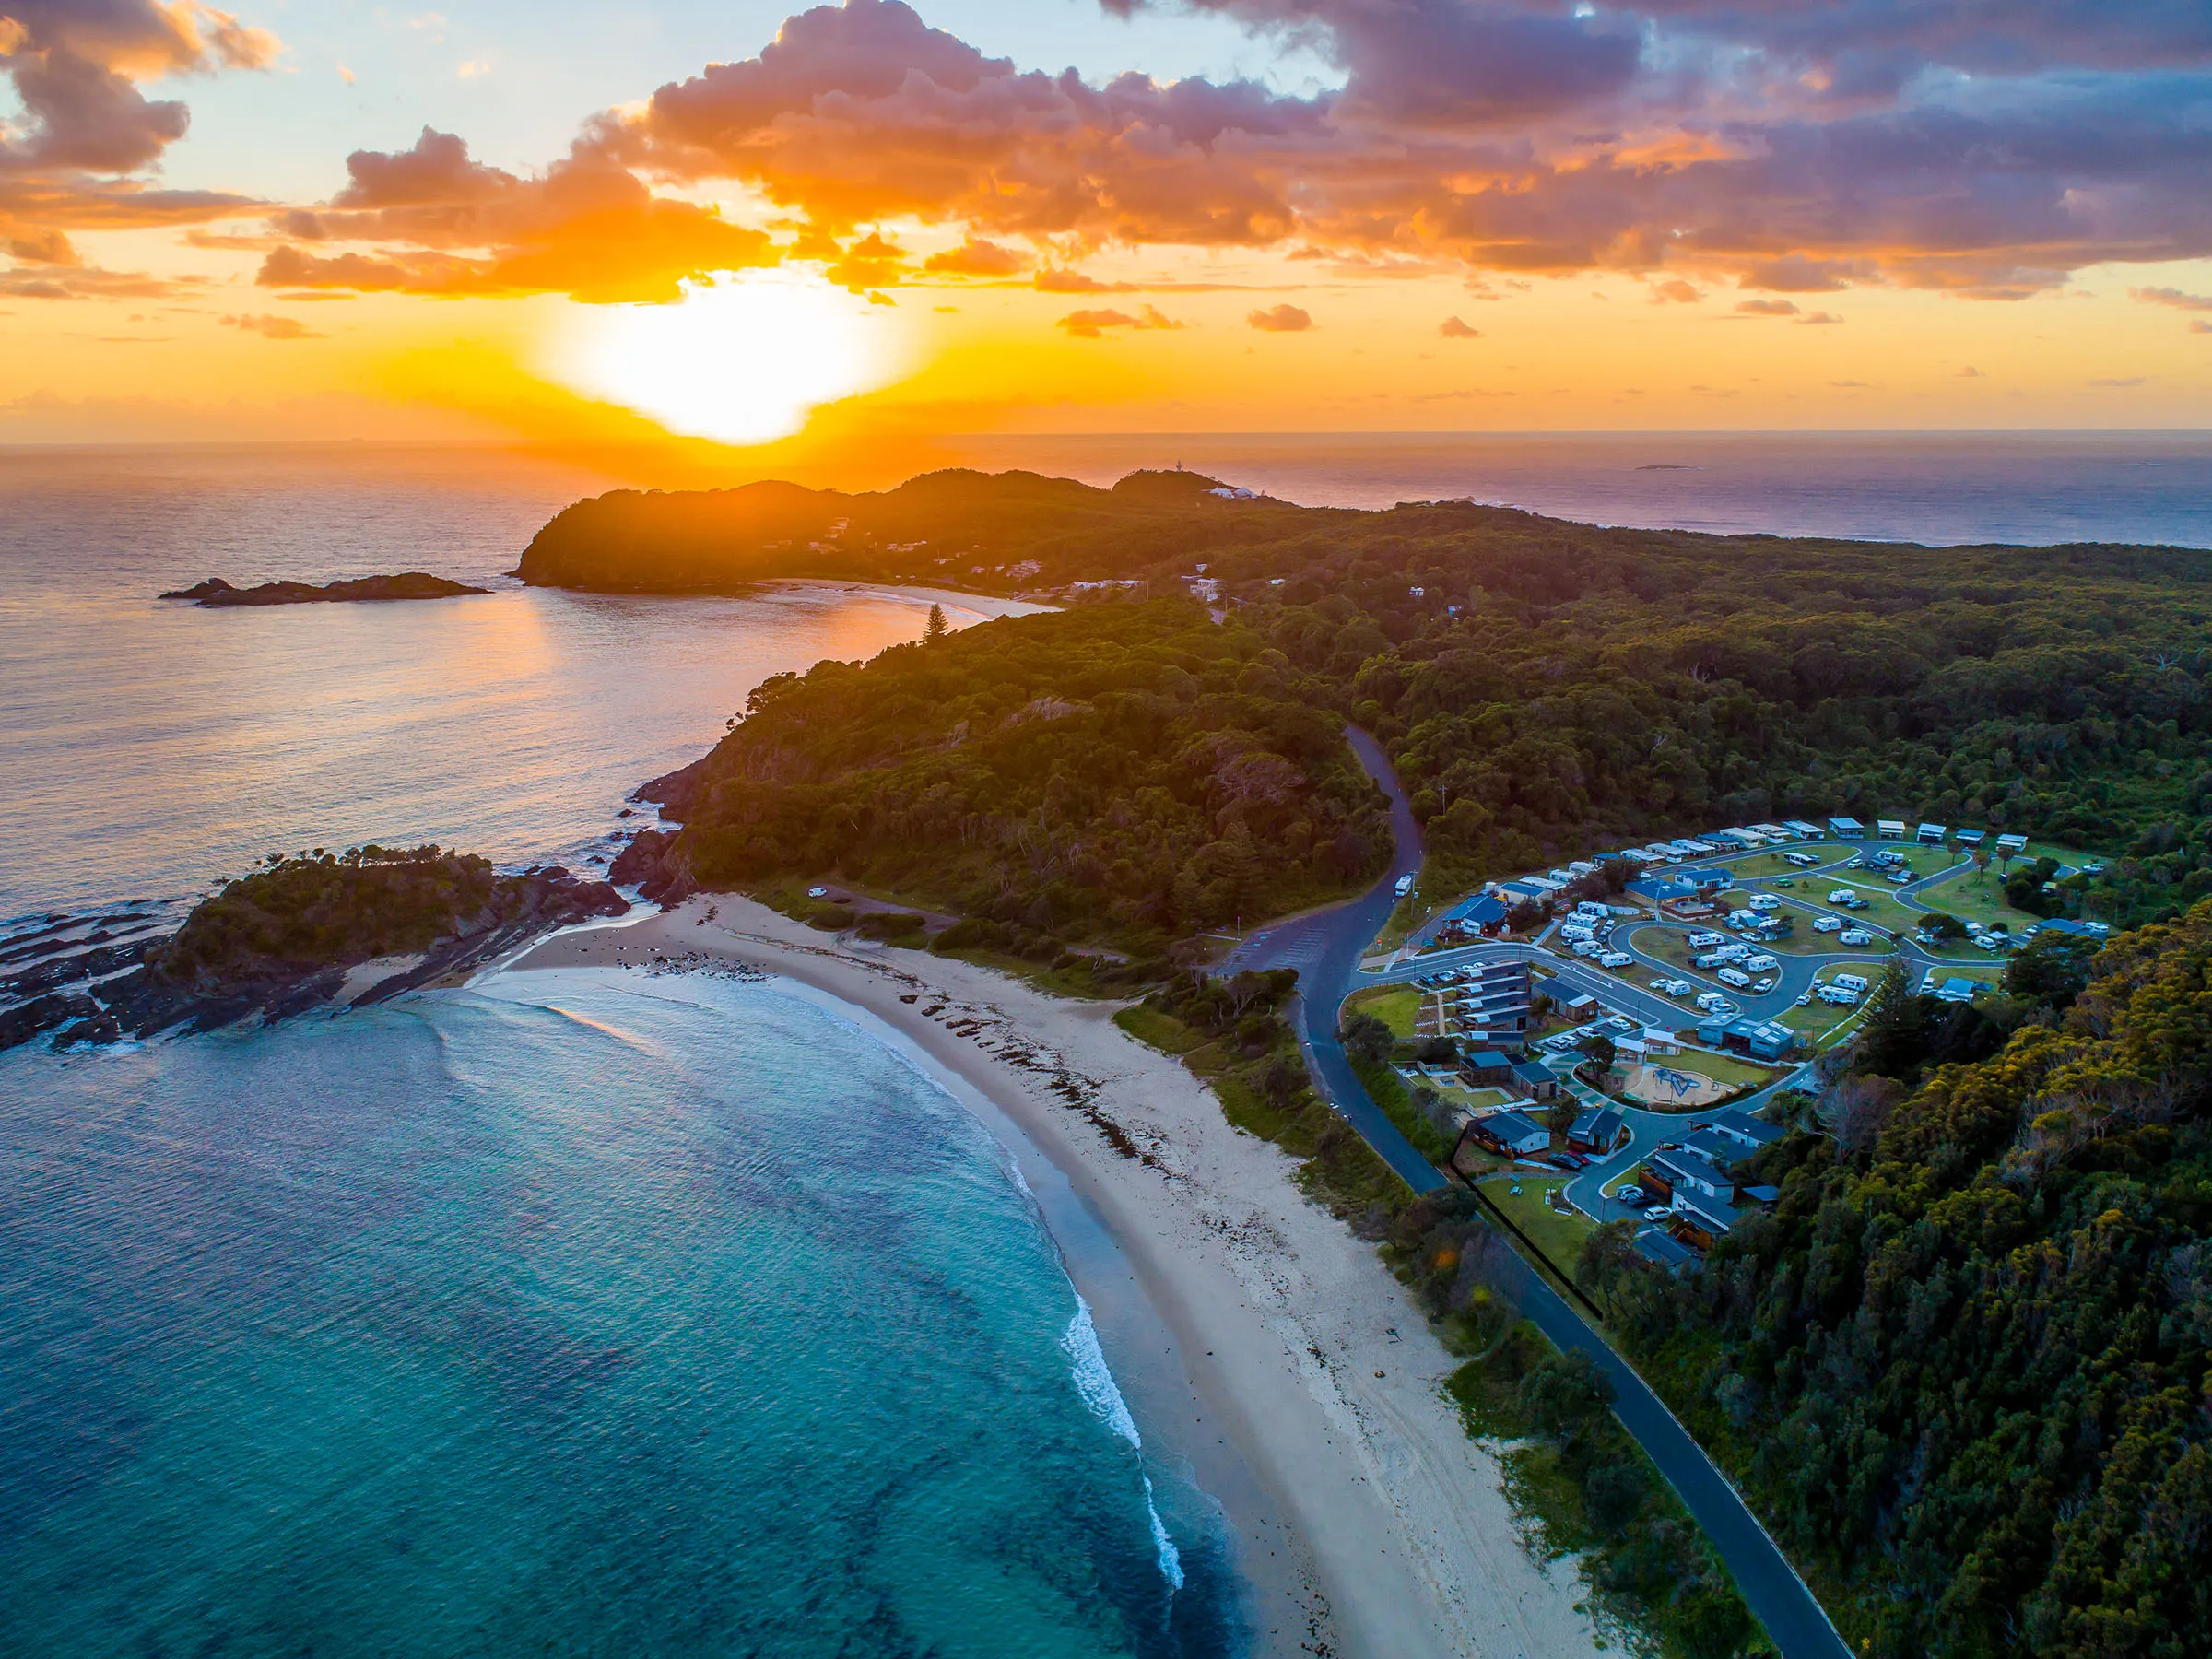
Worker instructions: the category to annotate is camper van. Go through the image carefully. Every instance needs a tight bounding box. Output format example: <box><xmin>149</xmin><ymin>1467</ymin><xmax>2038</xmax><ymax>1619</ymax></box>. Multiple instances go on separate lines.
<box><xmin>1696</xmin><ymin>992</ymin><xmax>1729</xmax><ymax>1013</ymax></box>
<box><xmin>1813</xmin><ymin>915</ymin><xmax>1843</xmax><ymax>933</ymax></box>
<box><xmin>1745</xmin><ymin>953</ymin><xmax>1779</xmax><ymax>972</ymax></box>
<box><xmin>1818</xmin><ymin>986</ymin><xmax>1862</xmax><ymax>1006</ymax></box>
<box><xmin>1747</xmin><ymin>894</ymin><xmax>1781</xmax><ymax>912</ymax></box>
<box><xmin>1717</xmin><ymin>967</ymin><xmax>1754</xmax><ymax>989</ymax></box>
<box><xmin>1831</xmin><ymin>973</ymin><xmax>1871</xmax><ymax>994</ymax></box>
<box><xmin>1786</xmin><ymin>852</ymin><xmax>1820</xmax><ymax>867</ymax></box>
<box><xmin>1394</xmin><ymin>874</ymin><xmax>1414</xmax><ymax>897</ymax></box>
<box><xmin>1827</xmin><ymin>888</ymin><xmax>1858</xmax><ymax>905</ymax></box>
<box><xmin>1688</xmin><ymin>932</ymin><xmax>1724</xmax><ymax>948</ymax></box>
<box><xmin>1839</xmin><ymin>929</ymin><xmax>1875</xmax><ymax>947</ymax></box>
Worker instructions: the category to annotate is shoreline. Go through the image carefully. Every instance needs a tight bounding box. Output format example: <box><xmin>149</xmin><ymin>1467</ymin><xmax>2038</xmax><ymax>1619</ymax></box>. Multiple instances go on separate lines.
<box><xmin>506</xmin><ymin>896</ymin><xmax>1604</xmax><ymax>1659</ymax></box>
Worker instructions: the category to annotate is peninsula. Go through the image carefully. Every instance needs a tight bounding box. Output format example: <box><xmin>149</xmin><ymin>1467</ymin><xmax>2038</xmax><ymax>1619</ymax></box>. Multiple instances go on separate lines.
<box><xmin>160</xmin><ymin>573</ymin><xmax>489</xmax><ymax>606</ymax></box>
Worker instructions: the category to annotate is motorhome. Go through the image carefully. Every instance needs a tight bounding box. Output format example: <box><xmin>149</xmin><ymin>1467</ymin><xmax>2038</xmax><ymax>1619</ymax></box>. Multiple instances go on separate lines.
<box><xmin>1813</xmin><ymin>915</ymin><xmax>1843</xmax><ymax>933</ymax></box>
<box><xmin>1818</xmin><ymin>986</ymin><xmax>1862</xmax><ymax>1006</ymax></box>
<box><xmin>1747</xmin><ymin>894</ymin><xmax>1781</xmax><ymax>912</ymax></box>
<box><xmin>1745</xmin><ymin>954</ymin><xmax>1778</xmax><ymax>972</ymax></box>
<box><xmin>1696</xmin><ymin>992</ymin><xmax>1729</xmax><ymax>1012</ymax></box>
<box><xmin>1828</xmin><ymin>888</ymin><xmax>1857</xmax><ymax>905</ymax></box>
<box><xmin>1831</xmin><ymin>973</ymin><xmax>1871</xmax><ymax>994</ymax></box>
<box><xmin>1785</xmin><ymin>852</ymin><xmax>1820</xmax><ymax>867</ymax></box>
<box><xmin>1599</xmin><ymin>951</ymin><xmax>1634</xmax><ymax>969</ymax></box>
<box><xmin>1394</xmin><ymin>874</ymin><xmax>1414</xmax><ymax>897</ymax></box>
<box><xmin>1839</xmin><ymin>929</ymin><xmax>1875</xmax><ymax>946</ymax></box>
<box><xmin>1717</xmin><ymin>967</ymin><xmax>1753</xmax><ymax>989</ymax></box>
<box><xmin>1688</xmin><ymin>932</ymin><xmax>1724</xmax><ymax>948</ymax></box>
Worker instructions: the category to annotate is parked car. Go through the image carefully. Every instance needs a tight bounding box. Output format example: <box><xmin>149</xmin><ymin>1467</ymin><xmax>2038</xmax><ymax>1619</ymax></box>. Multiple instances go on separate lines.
<box><xmin>1796</xmin><ymin>992</ymin><xmax>1814</xmax><ymax>1006</ymax></box>
<box><xmin>1643</xmin><ymin>1205</ymin><xmax>1672</xmax><ymax>1222</ymax></box>
<box><xmin>1615</xmin><ymin>1184</ymin><xmax>1646</xmax><ymax>1207</ymax></box>
<box><xmin>1754</xmin><ymin>977</ymin><xmax>1775</xmax><ymax>992</ymax></box>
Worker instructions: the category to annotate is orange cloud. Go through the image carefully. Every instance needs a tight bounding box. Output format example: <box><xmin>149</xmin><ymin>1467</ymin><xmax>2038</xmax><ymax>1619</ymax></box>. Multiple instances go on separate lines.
<box><xmin>253</xmin><ymin>129</ymin><xmax>775</xmax><ymax>303</ymax></box>
<box><xmin>1057</xmin><ymin>304</ymin><xmax>1187</xmax><ymax>337</ymax></box>
<box><xmin>221</xmin><ymin>312</ymin><xmax>324</xmax><ymax>339</ymax></box>
<box><xmin>1247</xmin><ymin>302</ymin><xmax>1312</xmax><ymax>331</ymax></box>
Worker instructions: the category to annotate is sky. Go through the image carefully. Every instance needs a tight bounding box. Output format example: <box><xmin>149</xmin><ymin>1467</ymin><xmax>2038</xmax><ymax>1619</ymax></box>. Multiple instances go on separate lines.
<box><xmin>3</xmin><ymin>0</ymin><xmax>2210</xmax><ymax>464</ymax></box>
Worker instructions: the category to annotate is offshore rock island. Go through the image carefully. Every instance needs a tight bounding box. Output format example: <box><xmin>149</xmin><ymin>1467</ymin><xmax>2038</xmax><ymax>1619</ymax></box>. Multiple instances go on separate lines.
<box><xmin>160</xmin><ymin>573</ymin><xmax>490</xmax><ymax>606</ymax></box>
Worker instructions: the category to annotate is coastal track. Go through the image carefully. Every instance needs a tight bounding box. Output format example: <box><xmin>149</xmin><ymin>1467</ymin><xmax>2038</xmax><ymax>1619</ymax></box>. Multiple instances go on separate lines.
<box><xmin>1227</xmin><ymin>732</ymin><xmax>1854</xmax><ymax>1659</ymax></box>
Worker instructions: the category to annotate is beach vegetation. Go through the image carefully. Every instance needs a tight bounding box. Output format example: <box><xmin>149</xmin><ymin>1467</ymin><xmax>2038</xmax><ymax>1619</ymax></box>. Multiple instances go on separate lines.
<box><xmin>1120</xmin><ymin>971</ymin><xmax>1406</xmax><ymax>1223</ymax></box>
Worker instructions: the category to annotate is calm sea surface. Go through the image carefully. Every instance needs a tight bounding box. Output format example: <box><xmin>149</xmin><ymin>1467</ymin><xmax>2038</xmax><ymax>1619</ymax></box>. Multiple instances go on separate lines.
<box><xmin>0</xmin><ymin>433</ymin><xmax>2203</xmax><ymax>1655</ymax></box>
<box><xmin>951</xmin><ymin>429</ymin><xmax>2212</xmax><ymax>548</ymax></box>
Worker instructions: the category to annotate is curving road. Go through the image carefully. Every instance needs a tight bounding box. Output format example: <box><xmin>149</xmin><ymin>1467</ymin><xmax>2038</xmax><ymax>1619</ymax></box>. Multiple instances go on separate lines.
<box><xmin>1229</xmin><ymin>735</ymin><xmax>1853</xmax><ymax>1659</ymax></box>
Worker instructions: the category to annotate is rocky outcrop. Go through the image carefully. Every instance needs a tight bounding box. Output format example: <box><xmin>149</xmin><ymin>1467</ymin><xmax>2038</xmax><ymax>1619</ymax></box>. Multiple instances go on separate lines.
<box><xmin>160</xmin><ymin>573</ymin><xmax>488</xmax><ymax>606</ymax></box>
<box><xmin>0</xmin><ymin>865</ymin><xmax>627</xmax><ymax>1053</ymax></box>
<box><xmin>609</xmin><ymin>830</ymin><xmax>694</xmax><ymax>905</ymax></box>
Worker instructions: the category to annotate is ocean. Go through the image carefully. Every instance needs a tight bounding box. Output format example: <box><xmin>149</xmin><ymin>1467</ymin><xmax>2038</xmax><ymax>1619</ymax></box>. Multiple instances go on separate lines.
<box><xmin>0</xmin><ymin>433</ymin><xmax>2203</xmax><ymax>1655</ymax></box>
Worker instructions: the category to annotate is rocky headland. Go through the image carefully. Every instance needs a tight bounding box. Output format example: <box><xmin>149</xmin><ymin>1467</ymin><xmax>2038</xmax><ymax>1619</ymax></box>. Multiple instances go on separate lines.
<box><xmin>1</xmin><ymin>848</ymin><xmax>626</xmax><ymax>1052</ymax></box>
<box><xmin>160</xmin><ymin>573</ymin><xmax>489</xmax><ymax>606</ymax></box>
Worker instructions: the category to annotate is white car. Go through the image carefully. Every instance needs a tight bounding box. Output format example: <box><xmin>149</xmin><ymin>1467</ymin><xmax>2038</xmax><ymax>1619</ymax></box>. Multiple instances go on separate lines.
<box><xmin>1796</xmin><ymin>992</ymin><xmax>1813</xmax><ymax>1006</ymax></box>
<box><xmin>1642</xmin><ymin>1205</ymin><xmax>1672</xmax><ymax>1222</ymax></box>
<box><xmin>1754</xmin><ymin>977</ymin><xmax>1775</xmax><ymax>992</ymax></box>
<box><xmin>1615</xmin><ymin>1185</ymin><xmax>1646</xmax><ymax>1206</ymax></box>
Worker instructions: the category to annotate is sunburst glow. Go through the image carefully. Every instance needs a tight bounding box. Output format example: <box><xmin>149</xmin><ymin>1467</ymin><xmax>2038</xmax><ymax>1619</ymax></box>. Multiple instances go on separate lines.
<box><xmin>551</xmin><ymin>273</ymin><xmax>898</xmax><ymax>445</ymax></box>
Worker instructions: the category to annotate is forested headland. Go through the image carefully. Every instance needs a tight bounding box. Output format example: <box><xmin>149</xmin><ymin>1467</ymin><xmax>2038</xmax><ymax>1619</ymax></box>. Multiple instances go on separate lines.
<box><xmin>547</xmin><ymin>465</ymin><xmax>2212</xmax><ymax>935</ymax></box>
<box><xmin>621</xmin><ymin>601</ymin><xmax>1392</xmax><ymax>952</ymax></box>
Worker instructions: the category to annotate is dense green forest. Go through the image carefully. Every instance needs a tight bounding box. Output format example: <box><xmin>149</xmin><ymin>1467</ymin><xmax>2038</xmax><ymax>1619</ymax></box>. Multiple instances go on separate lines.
<box><xmin>638</xmin><ymin>601</ymin><xmax>1391</xmax><ymax>947</ymax></box>
<box><xmin>1580</xmin><ymin>900</ymin><xmax>2212</xmax><ymax>1658</ymax></box>
<box><xmin>547</xmin><ymin>466</ymin><xmax>2212</xmax><ymax>933</ymax></box>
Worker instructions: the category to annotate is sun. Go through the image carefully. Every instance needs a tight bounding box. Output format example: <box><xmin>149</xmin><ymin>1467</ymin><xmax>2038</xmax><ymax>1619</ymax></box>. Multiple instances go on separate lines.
<box><xmin>550</xmin><ymin>272</ymin><xmax>900</xmax><ymax>445</ymax></box>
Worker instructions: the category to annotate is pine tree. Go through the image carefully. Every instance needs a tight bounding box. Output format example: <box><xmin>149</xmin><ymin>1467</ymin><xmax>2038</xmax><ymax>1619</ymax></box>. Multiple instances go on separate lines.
<box><xmin>923</xmin><ymin>604</ymin><xmax>949</xmax><ymax>642</ymax></box>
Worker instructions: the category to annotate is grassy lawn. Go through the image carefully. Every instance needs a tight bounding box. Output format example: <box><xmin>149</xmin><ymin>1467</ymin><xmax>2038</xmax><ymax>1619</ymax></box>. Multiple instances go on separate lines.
<box><xmin>1669</xmin><ymin>1048</ymin><xmax>1781</xmax><ymax>1088</ymax></box>
<box><xmin>1345</xmin><ymin>983</ymin><xmax>1423</xmax><ymax>1037</ymax></box>
<box><xmin>1480</xmin><ymin>1175</ymin><xmax>1598</xmax><ymax>1274</ymax></box>
<box><xmin>1696</xmin><ymin>849</ymin><xmax>1812</xmax><ymax>881</ymax></box>
<box><xmin>1791</xmin><ymin>882</ymin><xmax>1926</xmax><ymax>938</ymax></box>
<box><xmin>1918</xmin><ymin>863</ymin><xmax>2056</xmax><ymax>933</ymax></box>
<box><xmin>1440</xmin><ymin>1084</ymin><xmax>1513</xmax><ymax>1110</ymax></box>
<box><xmin>1774</xmin><ymin>998</ymin><xmax>1865</xmax><ymax>1048</ymax></box>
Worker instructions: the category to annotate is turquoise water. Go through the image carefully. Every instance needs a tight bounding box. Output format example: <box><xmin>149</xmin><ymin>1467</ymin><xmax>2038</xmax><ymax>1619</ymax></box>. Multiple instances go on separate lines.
<box><xmin>0</xmin><ymin>967</ymin><xmax>1242</xmax><ymax>1656</ymax></box>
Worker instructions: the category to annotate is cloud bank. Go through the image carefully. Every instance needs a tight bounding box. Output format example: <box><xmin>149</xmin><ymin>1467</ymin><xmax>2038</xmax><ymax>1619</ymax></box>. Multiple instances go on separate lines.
<box><xmin>147</xmin><ymin>0</ymin><xmax>2212</xmax><ymax>308</ymax></box>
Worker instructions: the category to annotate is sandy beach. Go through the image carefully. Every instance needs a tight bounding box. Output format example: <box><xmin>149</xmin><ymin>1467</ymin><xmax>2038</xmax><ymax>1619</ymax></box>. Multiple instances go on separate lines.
<box><xmin>508</xmin><ymin>897</ymin><xmax>1603</xmax><ymax>1659</ymax></box>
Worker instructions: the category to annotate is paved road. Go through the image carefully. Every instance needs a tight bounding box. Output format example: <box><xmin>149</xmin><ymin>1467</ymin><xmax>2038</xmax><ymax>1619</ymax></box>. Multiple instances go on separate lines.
<box><xmin>1230</xmin><ymin>736</ymin><xmax>1853</xmax><ymax>1659</ymax></box>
